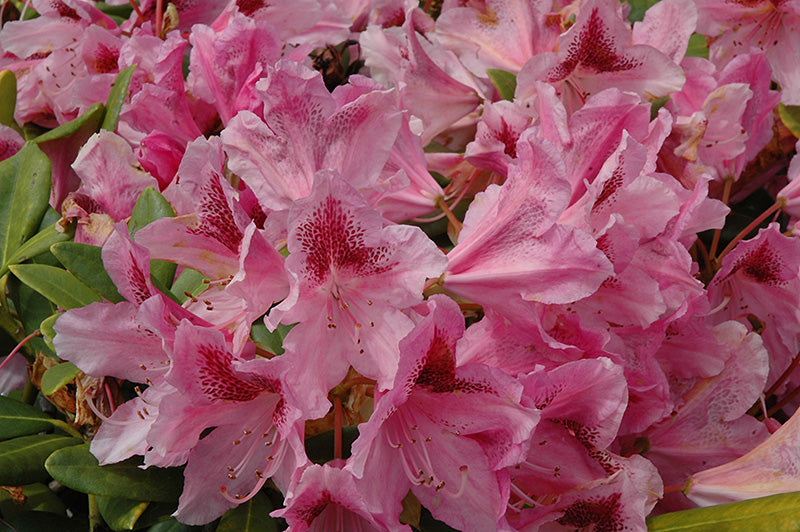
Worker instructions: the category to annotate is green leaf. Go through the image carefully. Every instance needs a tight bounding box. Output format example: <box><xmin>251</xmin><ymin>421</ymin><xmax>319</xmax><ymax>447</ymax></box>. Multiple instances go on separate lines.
<box><xmin>0</xmin><ymin>510</ymin><xmax>85</xmax><ymax>532</ymax></box>
<box><xmin>685</xmin><ymin>33</ymin><xmax>709</xmax><ymax>59</ymax></box>
<box><xmin>304</xmin><ymin>426</ymin><xmax>359</xmax><ymax>464</ymax></box>
<box><xmin>250</xmin><ymin>322</ymin><xmax>294</xmax><ymax>356</ymax></box>
<box><xmin>102</xmin><ymin>65</ymin><xmax>137</xmax><ymax>132</ymax></box>
<box><xmin>0</xmin><ymin>222</ymin><xmax>74</xmax><ymax>277</ymax></box>
<box><xmin>129</xmin><ymin>187</ymin><xmax>177</xmax><ymax>289</ymax></box>
<box><xmin>0</xmin><ymin>482</ymin><xmax>67</xmax><ymax>517</ymax></box>
<box><xmin>779</xmin><ymin>104</ymin><xmax>800</xmax><ymax>139</ymax></box>
<box><xmin>9</xmin><ymin>264</ymin><xmax>102</xmax><ymax>309</ymax></box>
<box><xmin>171</xmin><ymin>268</ymin><xmax>209</xmax><ymax>303</ymax></box>
<box><xmin>41</xmin><ymin>361</ymin><xmax>81</xmax><ymax>395</ymax></box>
<box><xmin>31</xmin><ymin>102</ymin><xmax>104</xmax><ymax>144</ymax></box>
<box><xmin>129</xmin><ymin>187</ymin><xmax>176</xmax><ymax>236</ymax></box>
<box><xmin>45</xmin><ymin>443</ymin><xmax>184</xmax><ymax>502</ymax></box>
<box><xmin>647</xmin><ymin>492</ymin><xmax>800</xmax><ymax>531</ymax></box>
<box><xmin>0</xmin><ymin>70</ymin><xmax>17</xmax><ymax>128</ymax></box>
<box><xmin>51</xmin><ymin>241</ymin><xmax>124</xmax><ymax>303</ymax></box>
<box><xmin>10</xmin><ymin>272</ymin><xmax>57</xmax><ymax>356</ymax></box>
<box><xmin>146</xmin><ymin>519</ymin><xmax>196</xmax><ymax>532</ymax></box>
<box><xmin>486</xmin><ymin>69</ymin><xmax>517</xmax><ymax>101</ymax></box>
<box><xmin>0</xmin><ymin>434</ymin><xmax>83</xmax><ymax>485</ymax></box>
<box><xmin>626</xmin><ymin>0</ymin><xmax>660</xmax><ymax>22</ymax></box>
<box><xmin>40</xmin><ymin>313</ymin><xmax>59</xmax><ymax>352</ymax></box>
<box><xmin>217</xmin><ymin>491</ymin><xmax>276</xmax><ymax>532</ymax></box>
<box><xmin>96</xmin><ymin>496</ymin><xmax>151</xmax><ymax>531</ymax></box>
<box><xmin>0</xmin><ymin>143</ymin><xmax>53</xmax><ymax>271</ymax></box>
<box><xmin>0</xmin><ymin>395</ymin><xmax>56</xmax><ymax>439</ymax></box>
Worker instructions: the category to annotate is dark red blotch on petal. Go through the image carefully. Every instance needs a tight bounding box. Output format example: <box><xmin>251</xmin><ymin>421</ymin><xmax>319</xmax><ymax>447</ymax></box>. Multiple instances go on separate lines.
<box><xmin>297</xmin><ymin>196</ymin><xmax>391</xmax><ymax>285</ymax></box>
<box><xmin>549</xmin><ymin>8</ymin><xmax>641</xmax><ymax>82</ymax></box>
<box><xmin>556</xmin><ymin>493</ymin><xmax>624</xmax><ymax>532</ymax></box>
<box><xmin>731</xmin><ymin>241</ymin><xmax>785</xmax><ymax>286</ymax></box>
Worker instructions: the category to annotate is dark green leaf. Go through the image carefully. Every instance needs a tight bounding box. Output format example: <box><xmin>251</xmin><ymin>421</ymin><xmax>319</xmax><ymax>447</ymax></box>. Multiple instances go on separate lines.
<box><xmin>779</xmin><ymin>104</ymin><xmax>800</xmax><ymax>139</ymax></box>
<box><xmin>418</xmin><ymin>507</ymin><xmax>460</xmax><ymax>532</ymax></box>
<box><xmin>304</xmin><ymin>426</ymin><xmax>359</xmax><ymax>464</ymax></box>
<box><xmin>129</xmin><ymin>187</ymin><xmax>177</xmax><ymax>289</ymax></box>
<box><xmin>96</xmin><ymin>496</ymin><xmax>151</xmax><ymax>531</ymax></box>
<box><xmin>45</xmin><ymin>443</ymin><xmax>184</xmax><ymax>502</ymax></box>
<box><xmin>97</xmin><ymin>496</ymin><xmax>178</xmax><ymax>531</ymax></box>
<box><xmin>486</xmin><ymin>69</ymin><xmax>517</xmax><ymax>101</ymax></box>
<box><xmin>129</xmin><ymin>187</ymin><xmax>176</xmax><ymax>236</ymax></box>
<box><xmin>0</xmin><ymin>434</ymin><xmax>82</xmax><ymax>485</ymax></box>
<box><xmin>31</xmin><ymin>103</ymin><xmax>104</xmax><ymax>144</ymax></box>
<box><xmin>146</xmin><ymin>519</ymin><xmax>197</xmax><ymax>532</ymax></box>
<box><xmin>171</xmin><ymin>268</ymin><xmax>209</xmax><ymax>303</ymax></box>
<box><xmin>216</xmin><ymin>491</ymin><xmax>276</xmax><ymax>532</ymax></box>
<box><xmin>40</xmin><ymin>362</ymin><xmax>81</xmax><ymax>395</ymax></box>
<box><xmin>0</xmin><ymin>482</ymin><xmax>67</xmax><ymax>517</ymax></box>
<box><xmin>0</xmin><ymin>143</ymin><xmax>52</xmax><ymax>271</ymax></box>
<box><xmin>626</xmin><ymin>0</ymin><xmax>660</xmax><ymax>22</ymax></box>
<box><xmin>0</xmin><ymin>510</ymin><xmax>85</xmax><ymax>532</ymax></box>
<box><xmin>96</xmin><ymin>2</ymin><xmax>135</xmax><ymax>18</ymax></box>
<box><xmin>647</xmin><ymin>492</ymin><xmax>800</xmax><ymax>531</ymax></box>
<box><xmin>103</xmin><ymin>65</ymin><xmax>137</xmax><ymax>132</ymax></box>
<box><xmin>0</xmin><ymin>70</ymin><xmax>17</xmax><ymax>128</ymax></box>
<box><xmin>0</xmin><ymin>222</ymin><xmax>74</xmax><ymax>277</ymax></box>
<box><xmin>0</xmin><ymin>395</ymin><xmax>56</xmax><ymax>439</ymax></box>
<box><xmin>685</xmin><ymin>33</ymin><xmax>709</xmax><ymax>59</ymax></box>
<box><xmin>9</xmin><ymin>263</ymin><xmax>102</xmax><ymax>309</ymax></box>
<box><xmin>651</xmin><ymin>96</ymin><xmax>670</xmax><ymax>120</ymax></box>
<box><xmin>51</xmin><ymin>241</ymin><xmax>124</xmax><ymax>303</ymax></box>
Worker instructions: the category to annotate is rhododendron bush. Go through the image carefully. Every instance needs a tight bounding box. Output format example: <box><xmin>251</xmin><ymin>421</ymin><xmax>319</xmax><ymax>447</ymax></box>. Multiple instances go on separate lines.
<box><xmin>4</xmin><ymin>0</ymin><xmax>800</xmax><ymax>530</ymax></box>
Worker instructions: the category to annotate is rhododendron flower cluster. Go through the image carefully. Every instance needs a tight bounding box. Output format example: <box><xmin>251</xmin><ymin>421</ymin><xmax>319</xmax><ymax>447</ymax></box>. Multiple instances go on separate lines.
<box><xmin>2</xmin><ymin>0</ymin><xmax>800</xmax><ymax>530</ymax></box>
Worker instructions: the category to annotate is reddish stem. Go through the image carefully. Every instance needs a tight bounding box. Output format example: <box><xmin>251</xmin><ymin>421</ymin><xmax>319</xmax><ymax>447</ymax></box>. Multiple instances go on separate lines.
<box><xmin>717</xmin><ymin>201</ymin><xmax>782</xmax><ymax>263</ymax></box>
<box><xmin>155</xmin><ymin>0</ymin><xmax>163</xmax><ymax>37</ymax></box>
<box><xmin>0</xmin><ymin>330</ymin><xmax>40</xmax><ymax>373</ymax></box>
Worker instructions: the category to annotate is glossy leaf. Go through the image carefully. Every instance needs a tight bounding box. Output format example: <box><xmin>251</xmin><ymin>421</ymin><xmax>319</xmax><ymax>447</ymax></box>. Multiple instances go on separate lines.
<box><xmin>40</xmin><ymin>313</ymin><xmax>59</xmax><ymax>352</ymax></box>
<box><xmin>129</xmin><ymin>187</ymin><xmax>177</xmax><ymax>289</ymax></box>
<box><xmin>304</xmin><ymin>426</ymin><xmax>359</xmax><ymax>464</ymax></box>
<box><xmin>40</xmin><ymin>361</ymin><xmax>81</xmax><ymax>395</ymax></box>
<box><xmin>31</xmin><ymin>103</ymin><xmax>104</xmax><ymax>144</ymax></box>
<box><xmin>146</xmin><ymin>519</ymin><xmax>195</xmax><ymax>532</ymax></box>
<box><xmin>102</xmin><ymin>65</ymin><xmax>137</xmax><ymax>132</ymax></box>
<box><xmin>0</xmin><ymin>69</ymin><xmax>17</xmax><ymax>128</ymax></box>
<box><xmin>0</xmin><ymin>482</ymin><xmax>67</xmax><ymax>518</ymax></box>
<box><xmin>96</xmin><ymin>496</ymin><xmax>150</xmax><ymax>531</ymax></box>
<box><xmin>0</xmin><ymin>434</ymin><xmax>83</xmax><ymax>486</ymax></box>
<box><xmin>217</xmin><ymin>491</ymin><xmax>276</xmax><ymax>532</ymax></box>
<box><xmin>171</xmin><ymin>268</ymin><xmax>209</xmax><ymax>303</ymax></box>
<box><xmin>51</xmin><ymin>241</ymin><xmax>124</xmax><ymax>303</ymax></box>
<box><xmin>779</xmin><ymin>104</ymin><xmax>800</xmax><ymax>139</ymax></box>
<box><xmin>250</xmin><ymin>322</ymin><xmax>294</xmax><ymax>356</ymax></box>
<box><xmin>0</xmin><ymin>143</ymin><xmax>52</xmax><ymax>272</ymax></box>
<box><xmin>96</xmin><ymin>497</ymin><xmax>179</xmax><ymax>531</ymax></box>
<box><xmin>487</xmin><ymin>69</ymin><xmax>517</xmax><ymax>101</ymax></box>
<box><xmin>11</xmin><ymin>272</ymin><xmax>57</xmax><ymax>356</ymax></box>
<box><xmin>646</xmin><ymin>492</ymin><xmax>800</xmax><ymax>531</ymax></box>
<box><xmin>0</xmin><ymin>395</ymin><xmax>56</xmax><ymax>439</ymax></box>
<box><xmin>9</xmin><ymin>264</ymin><xmax>102</xmax><ymax>309</ymax></box>
<box><xmin>45</xmin><ymin>443</ymin><xmax>184</xmax><ymax>502</ymax></box>
<box><xmin>0</xmin><ymin>222</ymin><xmax>75</xmax><ymax>277</ymax></box>
<box><xmin>129</xmin><ymin>187</ymin><xmax>176</xmax><ymax>236</ymax></box>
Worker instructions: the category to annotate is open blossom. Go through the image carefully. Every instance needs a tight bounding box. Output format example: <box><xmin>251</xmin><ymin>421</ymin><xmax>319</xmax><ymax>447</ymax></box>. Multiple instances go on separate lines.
<box><xmin>350</xmin><ymin>295</ymin><xmax>540</xmax><ymax>531</ymax></box>
<box><xmin>269</xmin><ymin>171</ymin><xmax>446</xmax><ymax>403</ymax></box>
